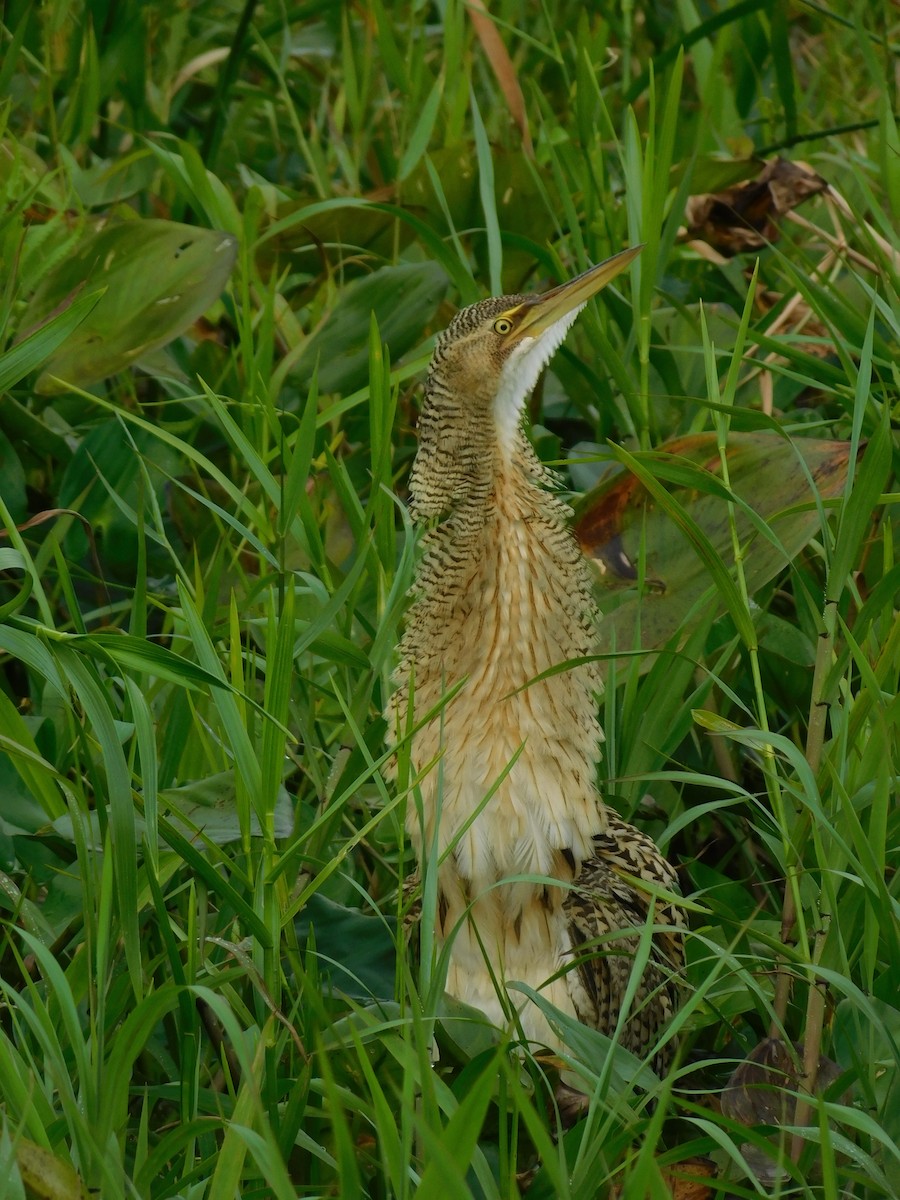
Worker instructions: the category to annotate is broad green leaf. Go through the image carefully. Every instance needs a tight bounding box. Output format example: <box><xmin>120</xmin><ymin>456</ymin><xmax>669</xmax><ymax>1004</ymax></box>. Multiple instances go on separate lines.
<box><xmin>757</xmin><ymin>611</ymin><xmax>816</xmax><ymax>666</ymax></box>
<box><xmin>59</xmin><ymin>146</ymin><xmax>158</xmax><ymax>208</ymax></box>
<box><xmin>574</xmin><ymin>432</ymin><xmax>856</xmax><ymax>676</ymax></box>
<box><xmin>292</xmin><ymin>261</ymin><xmax>448</xmax><ymax>394</ymax></box>
<box><xmin>0</xmin><ymin>395</ymin><xmax>73</xmax><ymax>460</ymax></box>
<box><xmin>160</xmin><ymin>771</ymin><xmax>293</xmax><ymax>845</ymax></box>
<box><xmin>259</xmin><ymin>204</ymin><xmax>414</xmax><ymax>275</ymax></box>
<box><xmin>509</xmin><ymin>982</ymin><xmax>659</xmax><ymax>1092</ymax></box>
<box><xmin>295</xmin><ymin>894</ymin><xmax>398</xmax><ymax>1002</ymax></box>
<box><xmin>260</xmin><ymin>196</ymin><xmax>474</xmax><ymax>299</ymax></box>
<box><xmin>436</xmin><ymin>994</ymin><xmax>502</xmax><ymax>1063</ymax></box>
<box><xmin>21</xmin><ymin>218</ymin><xmax>237</xmax><ymax>393</ymax></box>
<box><xmin>2</xmin><ymin>289</ymin><xmax>103</xmax><ymax>394</ymax></box>
<box><xmin>320</xmin><ymin>1002</ymin><xmax>406</xmax><ymax>1051</ymax></box>
<box><xmin>672</xmin><ymin>154</ymin><xmax>763</xmax><ymax>194</ymax></box>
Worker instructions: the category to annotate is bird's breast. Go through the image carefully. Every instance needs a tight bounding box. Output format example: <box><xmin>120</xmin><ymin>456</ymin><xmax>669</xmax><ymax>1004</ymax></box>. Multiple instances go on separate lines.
<box><xmin>396</xmin><ymin>471</ymin><xmax>605</xmax><ymax>891</ymax></box>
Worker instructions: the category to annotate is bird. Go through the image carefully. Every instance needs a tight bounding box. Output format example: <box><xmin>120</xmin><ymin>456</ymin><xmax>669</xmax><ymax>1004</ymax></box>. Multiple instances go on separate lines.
<box><xmin>388</xmin><ymin>248</ymin><xmax>685</xmax><ymax>1071</ymax></box>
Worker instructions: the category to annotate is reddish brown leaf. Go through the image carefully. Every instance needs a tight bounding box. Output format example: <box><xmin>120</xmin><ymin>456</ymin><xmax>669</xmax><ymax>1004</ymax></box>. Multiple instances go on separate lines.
<box><xmin>609</xmin><ymin>1157</ymin><xmax>716</xmax><ymax>1199</ymax></box>
<box><xmin>574</xmin><ymin>432</ymin><xmax>857</xmax><ymax>678</ymax></box>
<box><xmin>466</xmin><ymin>0</ymin><xmax>534</xmax><ymax>158</ymax></box>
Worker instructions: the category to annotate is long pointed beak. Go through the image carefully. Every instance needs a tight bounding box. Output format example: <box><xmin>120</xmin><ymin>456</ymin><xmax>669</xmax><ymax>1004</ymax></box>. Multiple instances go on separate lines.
<box><xmin>506</xmin><ymin>245</ymin><xmax>643</xmax><ymax>340</ymax></box>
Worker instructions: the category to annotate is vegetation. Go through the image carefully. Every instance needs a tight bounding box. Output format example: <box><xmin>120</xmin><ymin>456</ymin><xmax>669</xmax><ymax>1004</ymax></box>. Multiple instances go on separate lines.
<box><xmin>0</xmin><ymin>1</ymin><xmax>897</xmax><ymax>1196</ymax></box>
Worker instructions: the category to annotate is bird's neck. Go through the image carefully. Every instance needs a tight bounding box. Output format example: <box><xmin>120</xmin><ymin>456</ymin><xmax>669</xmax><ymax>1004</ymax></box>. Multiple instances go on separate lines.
<box><xmin>394</xmin><ymin>429</ymin><xmax>606</xmax><ymax>890</ymax></box>
<box><xmin>411</xmin><ymin>432</ymin><xmax>596</xmax><ymax>645</ymax></box>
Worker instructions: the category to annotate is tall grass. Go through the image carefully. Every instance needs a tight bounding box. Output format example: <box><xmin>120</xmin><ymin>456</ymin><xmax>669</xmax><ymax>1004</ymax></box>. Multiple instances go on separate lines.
<box><xmin>0</xmin><ymin>1</ymin><xmax>897</xmax><ymax>1196</ymax></box>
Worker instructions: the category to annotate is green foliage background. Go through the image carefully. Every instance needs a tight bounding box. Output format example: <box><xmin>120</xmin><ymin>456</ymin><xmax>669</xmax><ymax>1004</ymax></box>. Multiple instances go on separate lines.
<box><xmin>0</xmin><ymin>1</ymin><xmax>897</xmax><ymax>1196</ymax></box>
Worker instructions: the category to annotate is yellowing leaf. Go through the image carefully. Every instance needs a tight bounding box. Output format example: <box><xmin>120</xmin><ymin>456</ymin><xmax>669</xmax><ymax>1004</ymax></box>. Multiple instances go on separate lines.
<box><xmin>293</xmin><ymin>261</ymin><xmax>448</xmax><ymax>395</ymax></box>
<box><xmin>15</xmin><ymin>1138</ymin><xmax>89</xmax><ymax>1200</ymax></box>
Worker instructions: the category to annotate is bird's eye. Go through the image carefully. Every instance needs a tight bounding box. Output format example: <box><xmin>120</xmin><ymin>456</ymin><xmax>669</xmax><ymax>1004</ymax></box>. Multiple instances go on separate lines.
<box><xmin>493</xmin><ymin>317</ymin><xmax>513</xmax><ymax>335</ymax></box>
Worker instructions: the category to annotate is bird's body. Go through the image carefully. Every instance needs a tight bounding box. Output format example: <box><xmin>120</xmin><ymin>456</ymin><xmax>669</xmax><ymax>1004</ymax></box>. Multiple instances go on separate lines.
<box><xmin>389</xmin><ymin>251</ymin><xmax>684</xmax><ymax>1063</ymax></box>
<box><xmin>398</xmin><ymin>432</ymin><xmax>602</xmax><ymax>888</ymax></box>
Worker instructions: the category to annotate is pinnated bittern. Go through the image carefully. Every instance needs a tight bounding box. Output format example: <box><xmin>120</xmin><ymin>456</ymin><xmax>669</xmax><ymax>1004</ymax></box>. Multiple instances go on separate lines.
<box><xmin>389</xmin><ymin>248</ymin><xmax>685</xmax><ymax>1068</ymax></box>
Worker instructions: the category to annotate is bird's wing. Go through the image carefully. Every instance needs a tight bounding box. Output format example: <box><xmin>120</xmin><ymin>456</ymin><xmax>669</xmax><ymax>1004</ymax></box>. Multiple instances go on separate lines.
<box><xmin>563</xmin><ymin>813</ymin><xmax>686</xmax><ymax>1068</ymax></box>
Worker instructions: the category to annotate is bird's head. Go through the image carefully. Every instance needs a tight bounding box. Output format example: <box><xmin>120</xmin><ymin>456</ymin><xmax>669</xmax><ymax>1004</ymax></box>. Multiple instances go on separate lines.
<box><xmin>411</xmin><ymin>246</ymin><xmax>641</xmax><ymax>519</ymax></box>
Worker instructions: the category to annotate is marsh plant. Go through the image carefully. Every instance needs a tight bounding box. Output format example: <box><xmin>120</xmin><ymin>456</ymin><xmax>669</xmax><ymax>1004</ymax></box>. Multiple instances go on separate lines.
<box><xmin>0</xmin><ymin>2</ymin><xmax>896</xmax><ymax>1196</ymax></box>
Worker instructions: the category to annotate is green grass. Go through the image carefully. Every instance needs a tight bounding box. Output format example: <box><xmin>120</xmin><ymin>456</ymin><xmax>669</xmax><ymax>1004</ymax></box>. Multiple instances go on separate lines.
<box><xmin>0</xmin><ymin>1</ymin><xmax>897</xmax><ymax>1196</ymax></box>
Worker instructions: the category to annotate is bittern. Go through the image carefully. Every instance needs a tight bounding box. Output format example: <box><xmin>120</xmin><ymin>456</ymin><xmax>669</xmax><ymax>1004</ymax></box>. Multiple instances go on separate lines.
<box><xmin>389</xmin><ymin>248</ymin><xmax>685</xmax><ymax>1067</ymax></box>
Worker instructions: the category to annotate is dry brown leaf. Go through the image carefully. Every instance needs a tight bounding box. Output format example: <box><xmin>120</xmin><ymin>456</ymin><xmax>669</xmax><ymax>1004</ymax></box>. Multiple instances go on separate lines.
<box><xmin>722</xmin><ymin>1037</ymin><xmax>847</xmax><ymax>1127</ymax></box>
<box><xmin>608</xmin><ymin>1157</ymin><xmax>716</xmax><ymax>1199</ymax></box>
<box><xmin>722</xmin><ymin>1037</ymin><xmax>850</xmax><ymax>1188</ymax></box>
<box><xmin>684</xmin><ymin>158</ymin><xmax>827</xmax><ymax>256</ymax></box>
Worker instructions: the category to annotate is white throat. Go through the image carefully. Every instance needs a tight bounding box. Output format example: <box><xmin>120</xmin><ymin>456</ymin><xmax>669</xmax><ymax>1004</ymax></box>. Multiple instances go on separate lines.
<box><xmin>492</xmin><ymin>306</ymin><xmax>584</xmax><ymax>451</ymax></box>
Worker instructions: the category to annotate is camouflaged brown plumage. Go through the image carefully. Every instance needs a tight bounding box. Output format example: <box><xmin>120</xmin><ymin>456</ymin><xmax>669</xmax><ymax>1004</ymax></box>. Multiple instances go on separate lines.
<box><xmin>388</xmin><ymin>249</ymin><xmax>685</xmax><ymax>1068</ymax></box>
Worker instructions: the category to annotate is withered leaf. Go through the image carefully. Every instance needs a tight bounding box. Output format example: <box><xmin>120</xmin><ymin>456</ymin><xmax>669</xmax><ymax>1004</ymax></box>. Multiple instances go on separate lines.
<box><xmin>722</xmin><ymin>1037</ymin><xmax>850</xmax><ymax>1189</ymax></box>
<box><xmin>609</xmin><ymin>1157</ymin><xmax>716</xmax><ymax>1200</ymax></box>
<box><xmin>685</xmin><ymin>158</ymin><xmax>828</xmax><ymax>256</ymax></box>
<box><xmin>723</xmin><ymin>1037</ymin><xmax>847</xmax><ymax>1128</ymax></box>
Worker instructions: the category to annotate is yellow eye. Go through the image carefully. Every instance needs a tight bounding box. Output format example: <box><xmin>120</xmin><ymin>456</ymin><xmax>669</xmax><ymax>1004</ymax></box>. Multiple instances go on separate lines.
<box><xmin>493</xmin><ymin>317</ymin><xmax>513</xmax><ymax>335</ymax></box>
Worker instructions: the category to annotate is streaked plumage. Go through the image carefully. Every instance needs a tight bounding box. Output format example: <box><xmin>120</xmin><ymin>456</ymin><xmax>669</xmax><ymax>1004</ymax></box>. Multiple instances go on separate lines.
<box><xmin>388</xmin><ymin>251</ymin><xmax>685</xmax><ymax>1065</ymax></box>
<box><xmin>566</xmin><ymin>814</ymin><xmax>684</xmax><ymax>1073</ymax></box>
